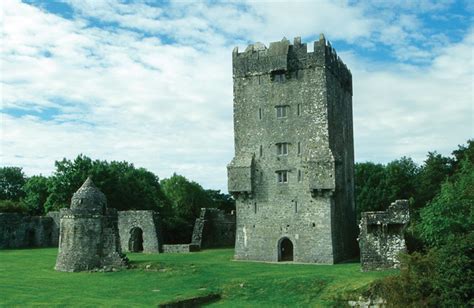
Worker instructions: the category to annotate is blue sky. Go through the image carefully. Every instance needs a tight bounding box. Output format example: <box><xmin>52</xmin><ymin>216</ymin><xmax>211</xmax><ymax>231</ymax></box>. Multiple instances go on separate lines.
<box><xmin>1</xmin><ymin>0</ymin><xmax>473</xmax><ymax>192</ymax></box>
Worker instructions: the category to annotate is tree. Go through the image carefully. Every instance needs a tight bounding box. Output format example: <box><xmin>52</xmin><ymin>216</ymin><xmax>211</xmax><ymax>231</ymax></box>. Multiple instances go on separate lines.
<box><xmin>0</xmin><ymin>167</ymin><xmax>26</xmax><ymax>201</ymax></box>
<box><xmin>205</xmin><ymin>189</ymin><xmax>235</xmax><ymax>212</ymax></box>
<box><xmin>417</xmin><ymin>159</ymin><xmax>474</xmax><ymax>248</ymax></box>
<box><xmin>354</xmin><ymin>162</ymin><xmax>390</xmax><ymax>219</ymax></box>
<box><xmin>44</xmin><ymin>154</ymin><xmax>169</xmax><ymax>213</ymax></box>
<box><xmin>451</xmin><ymin>140</ymin><xmax>474</xmax><ymax>173</ymax></box>
<box><xmin>160</xmin><ymin>174</ymin><xmax>216</xmax><ymax>243</ymax></box>
<box><xmin>414</xmin><ymin>152</ymin><xmax>452</xmax><ymax>212</ymax></box>
<box><xmin>22</xmin><ymin>175</ymin><xmax>49</xmax><ymax>215</ymax></box>
<box><xmin>385</xmin><ymin>157</ymin><xmax>419</xmax><ymax>203</ymax></box>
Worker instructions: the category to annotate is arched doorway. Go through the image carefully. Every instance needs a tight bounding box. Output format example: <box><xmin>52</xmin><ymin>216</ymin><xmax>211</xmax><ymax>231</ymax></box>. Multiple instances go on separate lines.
<box><xmin>278</xmin><ymin>237</ymin><xmax>294</xmax><ymax>262</ymax></box>
<box><xmin>129</xmin><ymin>227</ymin><xmax>144</xmax><ymax>252</ymax></box>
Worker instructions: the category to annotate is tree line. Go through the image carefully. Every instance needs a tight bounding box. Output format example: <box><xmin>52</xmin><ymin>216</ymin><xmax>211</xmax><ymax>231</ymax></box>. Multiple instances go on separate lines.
<box><xmin>0</xmin><ymin>155</ymin><xmax>234</xmax><ymax>244</ymax></box>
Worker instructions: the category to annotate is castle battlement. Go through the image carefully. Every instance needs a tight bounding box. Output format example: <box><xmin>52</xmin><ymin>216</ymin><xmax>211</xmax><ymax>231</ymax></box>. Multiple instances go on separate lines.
<box><xmin>233</xmin><ymin>34</ymin><xmax>352</xmax><ymax>94</ymax></box>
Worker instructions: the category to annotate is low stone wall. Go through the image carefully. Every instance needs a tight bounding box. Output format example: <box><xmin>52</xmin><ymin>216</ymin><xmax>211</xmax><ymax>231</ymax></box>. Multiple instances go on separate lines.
<box><xmin>191</xmin><ymin>208</ymin><xmax>235</xmax><ymax>248</ymax></box>
<box><xmin>0</xmin><ymin>213</ymin><xmax>58</xmax><ymax>249</ymax></box>
<box><xmin>162</xmin><ymin>244</ymin><xmax>200</xmax><ymax>253</ymax></box>
<box><xmin>359</xmin><ymin>200</ymin><xmax>410</xmax><ymax>271</ymax></box>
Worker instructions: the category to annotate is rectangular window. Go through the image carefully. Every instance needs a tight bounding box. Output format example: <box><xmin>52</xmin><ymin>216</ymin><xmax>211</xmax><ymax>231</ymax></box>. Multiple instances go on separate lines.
<box><xmin>295</xmin><ymin>201</ymin><xmax>298</xmax><ymax>213</ymax></box>
<box><xmin>276</xmin><ymin>143</ymin><xmax>288</xmax><ymax>155</ymax></box>
<box><xmin>276</xmin><ymin>105</ymin><xmax>288</xmax><ymax>118</ymax></box>
<box><xmin>254</xmin><ymin>202</ymin><xmax>257</xmax><ymax>214</ymax></box>
<box><xmin>259</xmin><ymin>145</ymin><xmax>263</xmax><ymax>157</ymax></box>
<box><xmin>298</xmin><ymin>170</ymin><xmax>302</xmax><ymax>182</ymax></box>
<box><xmin>259</xmin><ymin>107</ymin><xmax>262</xmax><ymax>120</ymax></box>
<box><xmin>297</xmin><ymin>104</ymin><xmax>301</xmax><ymax>116</ymax></box>
<box><xmin>297</xmin><ymin>142</ymin><xmax>301</xmax><ymax>155</ymax></box>
<box><xmin>277</xmin><ymin>170</ymin><xmax>288</xmax><ymax>183</ymax></box>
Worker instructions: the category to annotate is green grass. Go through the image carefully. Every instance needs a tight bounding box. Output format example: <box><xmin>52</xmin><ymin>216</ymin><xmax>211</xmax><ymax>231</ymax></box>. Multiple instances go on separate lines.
<box><xmin>0</xmin><ymin>248</ymin><xmax>395</xmax><ymax>307</ymax></box>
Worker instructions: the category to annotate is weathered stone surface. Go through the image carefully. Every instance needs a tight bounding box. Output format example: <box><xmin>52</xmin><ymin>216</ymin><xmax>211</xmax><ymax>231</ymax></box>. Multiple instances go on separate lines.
<box><xmin>228</xmin><ymin>35</ymin><xmax>357</xmax><ymax>263</ymax></box>
<box><xmin>55</xmin><ymin>177</ymin><xmax>128</xmax><ymax>272</ymax></box>
<box><xmin>359</xmin><ymin>200</ymin><xmax>410</xmax><ymax>271</ymax></box>
<box><xmin>162</xmin><ymin>244</ymin><xmax>200</xmax><ymax>253</ymax></box>
<box><xmin>118</xmin><ymin>210</ymin><xmax>162</xmax><ymax>253</ymax></box>
<box><xmin>0</xmin><ymin>213</ymin><xmax>56</xmax><ymax>248</ymax></box>
<box><xmin>191</xmin><ymin>208</ymin><xmax>235</xmax><ymax>248</ymax></box>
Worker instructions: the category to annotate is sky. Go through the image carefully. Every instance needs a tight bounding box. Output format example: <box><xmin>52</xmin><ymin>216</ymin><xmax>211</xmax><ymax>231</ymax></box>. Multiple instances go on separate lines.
<box><xmin>1</xmin><ymin>0</ymin><xmax>473</xmax><ymax>192</ymax></box>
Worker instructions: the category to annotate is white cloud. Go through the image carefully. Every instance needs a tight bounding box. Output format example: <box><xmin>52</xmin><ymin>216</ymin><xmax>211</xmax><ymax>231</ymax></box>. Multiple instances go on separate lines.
<box><xmin>1</xmin><ymin>0</ymin><xmax>472</xmax><ymax>193</ymax></box>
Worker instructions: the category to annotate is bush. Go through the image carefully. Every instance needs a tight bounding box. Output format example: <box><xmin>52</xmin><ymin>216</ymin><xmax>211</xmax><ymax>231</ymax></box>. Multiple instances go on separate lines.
<box><xmin>0</xmin><ymin>200</ymin><xmax>27</xmax><ymax>213</ymax></box>
<box><xmin>364</xmin><ymin>233</ymin><xmax>474</xmax><ymax>307</ymax></box>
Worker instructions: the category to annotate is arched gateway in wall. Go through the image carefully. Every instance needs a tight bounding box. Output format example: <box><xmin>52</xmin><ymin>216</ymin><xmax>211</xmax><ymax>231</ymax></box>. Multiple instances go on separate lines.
<box><xmin>128</xmin><ymin>227</ymin><xmax>144</xmax><ymax>252</ymax></box>
<box><xmin>278</xmin><ymin>237</ymin><xmax>294</xmax><ymax>262</ymax></box>
<box><xmin>118</xmin><ymin>211</ymin><xmax>161</xmax><ymax>253</ymax></box>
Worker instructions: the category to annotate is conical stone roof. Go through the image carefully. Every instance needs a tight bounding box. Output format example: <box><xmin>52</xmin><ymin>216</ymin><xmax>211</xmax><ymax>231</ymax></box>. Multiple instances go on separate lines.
<box><xmin>70</xmin><ymin>177</ymin><xmax>107</xmax><ymax>213</ymax></box>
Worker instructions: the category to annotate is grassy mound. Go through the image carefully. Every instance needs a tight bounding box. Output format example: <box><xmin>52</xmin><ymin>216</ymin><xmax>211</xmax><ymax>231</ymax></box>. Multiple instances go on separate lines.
<box><xmin>0</xmin><ymin>248</ymin><xmax>394</xmax><ymax>306</ymax></box>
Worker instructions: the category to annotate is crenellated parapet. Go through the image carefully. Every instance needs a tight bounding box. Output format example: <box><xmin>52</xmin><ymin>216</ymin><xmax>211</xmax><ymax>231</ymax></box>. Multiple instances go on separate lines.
<box><xmin>232</xmin><ymin>34</ymin><xmax>352</xmax><ymax>94</ymax></box>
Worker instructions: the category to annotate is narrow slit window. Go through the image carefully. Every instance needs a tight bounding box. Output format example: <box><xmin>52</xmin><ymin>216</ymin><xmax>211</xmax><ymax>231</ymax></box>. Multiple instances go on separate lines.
<box><xmin>297</xmin><ymin>142</ymin><xmax>301</xmax><ymax>155</ymax></box>
<box><xmin>295</xmin><ymin>201</ymin><xmax>298</xmax><ymax>213</ymax></box>
<box><xmin>277</xmin><ymin>170</ymin><xmax>288</xmax><ymax>183</ymax></box>
<box><xmin>298</xmin><ymin>170</ymin><xmax>302</xmax><ymax>182</ymax></box>
<box><xmin>259</xmin><ymin>108</ymin><xmax>262</xmax><ymax>120</ymax></box>
<box><xmin>259</xmin><ymin>145</ymin><xmax>263</xmax><ymax>157</ymax></box>
<box><xmin>297</xmin><ymin>104</ymin><xmax>301</xmax><ymax>116</ymax></box>
<box><xmin>254</xmin><ymin>202</ymin><xmax>257</xmax><ymax>214</ymax></box>
<box><xmin>276</xmin><ymin>143</ymin><xmax>288</xmax><ymax>155</ymax></box>
<box><xmin>276</xmin><ymin>105</ymin><xmax>288</xmax><ymax>118</ymax></box>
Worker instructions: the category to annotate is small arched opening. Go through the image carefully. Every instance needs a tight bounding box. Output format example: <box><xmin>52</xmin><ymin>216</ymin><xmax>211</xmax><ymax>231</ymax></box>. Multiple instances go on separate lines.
<box><xmin>129</xmin><ymin>227</ymin><xmax>144</xmax><ymax>252</ymax></box>
<box><xmin>278</xmin><ymin>237</ymin><xmax>294</xmax><ymax>262</ymax></box>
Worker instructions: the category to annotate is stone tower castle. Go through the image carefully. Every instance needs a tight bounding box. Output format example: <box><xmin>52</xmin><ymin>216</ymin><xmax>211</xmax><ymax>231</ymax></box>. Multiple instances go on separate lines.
<box><xmin>228</xmin><ymin>35</ymin><xmax>358</xmax><ymax>263</ymax></box>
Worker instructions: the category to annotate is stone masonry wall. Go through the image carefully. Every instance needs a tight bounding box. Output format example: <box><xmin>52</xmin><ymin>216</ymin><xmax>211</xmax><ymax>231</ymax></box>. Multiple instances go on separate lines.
<box><xmin>228</xmin><ymin>35</ymin><xmax>357</xmax><ymax>263</ymax></box>
<box><xmin>359</xmin><ymin>200</ymin><xmax>410</xmax><ymax>271</ymax></box>
<box><xmin>118</xmin><ymin>210</ymin><xmax>162</xmax><ymax>253</ymax></box>
<box><xmin>0</xmin><ymin>213</ymin><xmax>56</xmax><ymax>249</ymax></box>
<box><xmin>191</xmin><ymin>208</ymin><xmax>236</xmax><ymax>248</ymax></box>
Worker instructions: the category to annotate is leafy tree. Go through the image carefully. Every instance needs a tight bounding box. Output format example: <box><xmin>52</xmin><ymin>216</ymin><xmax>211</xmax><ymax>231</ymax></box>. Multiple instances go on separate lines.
<box><xmin>414</xmin><ymin>152</ymin><xmax>452</xmax><ymax>213</ymax></box>
<box><xmin>354</xmin><ymin>162</ymin><xmax>390</xmax><ymax>219</ymax></box>
<box><xmin>44</xmin><ymin>155</ymin><xmax>170</xmax><ymax>214</ymax></box>
<box><xmin>205</xmin><ymin>189</ymin><xmax>235</xmax><ymax>212</ymax></box>
<box><xmin>385</xmin><ymin>156</ymin><xmax>419</xmax><ymax>202</ymax></box>
<box><xmin>160</xmin><ymin>174</ymin><xmax>216</xmax><ymax>243</ymax></box>
<box><xmin>451</xmin><ymin>139</ymin><xmax>474</xmax><ymax>173</ymax></box>
<box><xmin>417</xmin><ymin>159</ymin><xmax>474</xmax><ymax>248</ymax></box>
<box><xmin>0</xmin><ymin>167</ymin><xmax>26</xmax><ymax>201</ymax></box>
<box><xmin>22</xmin><ymin>175</ymin><xmax>49</xmax><ymax>215</ymax></box>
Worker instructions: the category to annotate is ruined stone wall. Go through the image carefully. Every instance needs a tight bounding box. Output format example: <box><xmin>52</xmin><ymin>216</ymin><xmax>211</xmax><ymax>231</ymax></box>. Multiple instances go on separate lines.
<box><xmin>359</xmin><ymin>200</ymin><xmax>410</xmax><ymax>271</ymax></box>
<box><xmin>0</xmin><ymin>213</ymin><xmax>56</xmax><ymax>249</ymax></box>
<box><xmin>162</xmin><ymin>244</ymin><xmax>200</xmax><ymax>253</ymax></box>
<box><xmin>191</xmin><ymin>208</ymin><xmax>235</xmax><ymax>248</ymax></box>
<box><xmin>228</xmin><ymin>35</ymin><xmax>357</xmax><ymax>263</ymax></box>
<box><xmin>46</xmin><ymin>211</ymin><xmax>60</xmax><ymax>246</ymax></box>
<box><xmin>118</xmin><ymin>210</ymin><xmax>161</xmax><ymax>253</ymax></box>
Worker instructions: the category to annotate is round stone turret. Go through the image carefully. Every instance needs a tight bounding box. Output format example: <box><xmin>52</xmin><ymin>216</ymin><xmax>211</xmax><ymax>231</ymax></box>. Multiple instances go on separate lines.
<box><xmin>55</xmin><ymin>177</ymin><xmax>128</xmax><ymax>272</ymax></box>
<box><xmin>70</xmin><ymin>177</ymin><xmax>106</xmax><ymax>214</ymax></box>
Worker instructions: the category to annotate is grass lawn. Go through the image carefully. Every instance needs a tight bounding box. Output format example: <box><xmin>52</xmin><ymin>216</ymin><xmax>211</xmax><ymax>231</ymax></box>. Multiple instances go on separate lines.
<box><xmin>0</xmin><ymin>248</ymin><xmax>395</xmax><ymax>307</ymax></box>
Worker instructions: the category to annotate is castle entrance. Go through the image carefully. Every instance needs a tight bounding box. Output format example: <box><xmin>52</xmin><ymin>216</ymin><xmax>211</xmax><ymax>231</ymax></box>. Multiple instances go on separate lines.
<box><xmin>278</xmin><ymin>237</ymin><xmax>293</xmax><ymax>261</ymax></box>
<box><xmin>129</xmin><ymin>227</ymin><xmax>144</xmax><ymax>252</ymax></box>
